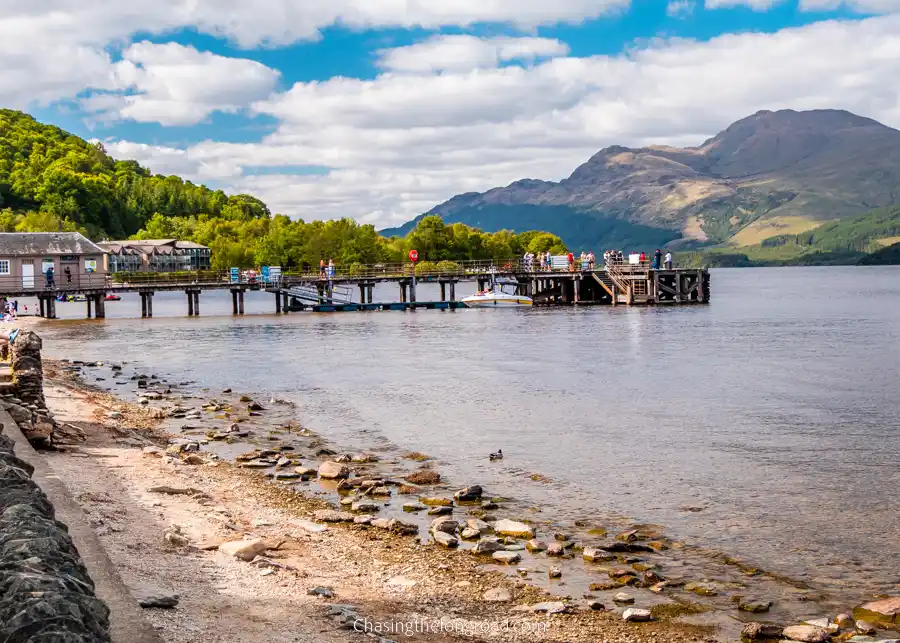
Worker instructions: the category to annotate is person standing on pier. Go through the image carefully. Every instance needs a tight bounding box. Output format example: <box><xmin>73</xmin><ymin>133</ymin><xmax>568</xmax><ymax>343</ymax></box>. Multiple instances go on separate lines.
<box><xmin>588</xmin><ymin>251</ymin><xmax>595</xmax><ymax>271</ymax></box>
<box><xmin>664</xmin><ymin>251</ymin><xmax>673</xmax><ymax>269</ymax></box>
<box><xmin>567</xmin><ymin>251</ymin><xmax>575</xmax><ymax>272</ymax></box>
<box><xmin>653</xmin><ymin>249</ymin><xmax>662</xmax><ymax>269</ymax></box>
<box><xmin>319</xmin><ymin>259</ymin><xmax>326</xmax><ymax>278</ymax></box>
<box><xmin>45</xmin><ymin>266</ymin><xmax>55</xmax><ymax>289</ymax></box>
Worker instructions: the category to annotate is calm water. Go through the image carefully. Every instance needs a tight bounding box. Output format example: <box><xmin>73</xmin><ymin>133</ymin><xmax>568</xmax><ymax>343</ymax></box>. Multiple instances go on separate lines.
<box><xmin>33</xmin><ymin>267</ymin><xmax>900</xmax><ymax>599</ymax></box>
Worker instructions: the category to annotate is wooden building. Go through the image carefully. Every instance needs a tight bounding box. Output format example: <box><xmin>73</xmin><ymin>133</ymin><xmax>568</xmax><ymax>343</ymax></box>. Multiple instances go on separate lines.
<box><xmin>0</xmin><ymin>232</ymin><xmax>107</xmax><ymax>291</ymax></box>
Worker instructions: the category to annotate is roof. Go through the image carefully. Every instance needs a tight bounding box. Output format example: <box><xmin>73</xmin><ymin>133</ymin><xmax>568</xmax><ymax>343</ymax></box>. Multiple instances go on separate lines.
<box><xmin>99</xmin><ymin>239</ymin><xmax>209</xmax><ymax>252</ymax></box>
<box><xmin>0</xmin><ymin>232</ymin><xmax>107</xmax><ymax>257</ymax></box>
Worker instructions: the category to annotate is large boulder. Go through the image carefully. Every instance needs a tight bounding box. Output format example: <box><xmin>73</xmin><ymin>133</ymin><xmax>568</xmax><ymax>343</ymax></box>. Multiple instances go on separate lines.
<box><xmin>318</xmin><ymin>461</ymin><xmax>350</xmax><ymax>479</ymax></box>
<box><xmin>853</xmin><ymin>597</ymin><xmax>900</xmax><ymax>627</ymax></box>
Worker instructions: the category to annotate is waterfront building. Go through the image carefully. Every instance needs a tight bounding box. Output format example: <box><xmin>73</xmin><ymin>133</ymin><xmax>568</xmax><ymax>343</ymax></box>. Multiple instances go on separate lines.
<box><xmin>0</xmin><ymin>232</ymin><xmax>107</xmax><ymax>290</ymax></box>
<box><xmin>98</xmin><ymin>239</ymin><xmax>212</xmax><ymax>273</ymax></box>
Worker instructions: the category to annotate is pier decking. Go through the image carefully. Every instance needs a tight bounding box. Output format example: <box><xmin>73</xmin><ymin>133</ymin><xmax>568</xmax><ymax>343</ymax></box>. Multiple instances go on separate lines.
<box><xmin>0</xmin><ymin>260</ymin><xmax>709</xmax><ymax>318</ymax></box>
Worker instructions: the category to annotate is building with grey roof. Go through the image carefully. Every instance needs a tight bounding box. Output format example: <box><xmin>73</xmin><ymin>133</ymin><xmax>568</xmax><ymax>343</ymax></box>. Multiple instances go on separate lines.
<box><xmin>0</xmin><ymin>232</ymin><xmax>107</xmax><ymax>291</ymax></box>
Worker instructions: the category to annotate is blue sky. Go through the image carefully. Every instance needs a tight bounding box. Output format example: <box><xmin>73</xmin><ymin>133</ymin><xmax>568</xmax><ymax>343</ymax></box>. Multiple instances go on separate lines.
<box><xmin>5</xmin><ymin>0</ymin><xmax>899</xmax><ymax>227</ymax></box>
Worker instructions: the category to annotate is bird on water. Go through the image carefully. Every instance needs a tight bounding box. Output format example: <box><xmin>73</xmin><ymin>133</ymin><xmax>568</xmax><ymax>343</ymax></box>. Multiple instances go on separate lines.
<box><xmin>489</xmin><ymin>449</ymin><xmax>503</xmax><ymax>461</ymax></box>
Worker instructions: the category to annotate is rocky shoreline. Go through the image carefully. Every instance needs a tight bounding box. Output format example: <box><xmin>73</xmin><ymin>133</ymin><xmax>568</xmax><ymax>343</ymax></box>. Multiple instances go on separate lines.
<box><xmin>30</xmin><ymin>345</ymin><xmax>900</xmax><ymax>643</ymax></box>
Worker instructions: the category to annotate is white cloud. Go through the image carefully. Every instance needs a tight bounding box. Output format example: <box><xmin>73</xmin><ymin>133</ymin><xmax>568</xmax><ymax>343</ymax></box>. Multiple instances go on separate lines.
<box><xmin>99</xmin><ymin>15</ymin><xmax>900</xmax><ymax>228</ymax></box>
<box><xmin>376</xmin><ymin>35</ymin><xmax>571</xmax><ymax>73</ymax></box>
<box><xmin>704</xmin><ymin>0</ymin><xmax>784</xmax><ymax>10</ymax></box>
<box><xmin>667</xmin><ymin>0</ymin><xmax>697</xmax><ymax>16</ymax></box>
<box><xmin>0</xmin><ymin>0</ymin><xmax>627</xmax><ymax>111</ymax></box>
<box><xmin>85</xmin><ymin>42</ymin><xmax>281</xmax><ymax>126</ymax></box>
<box><xmin>800</xmin><ymin>0</ymin><xmax>900</xmax><ymax>11</ymax></box>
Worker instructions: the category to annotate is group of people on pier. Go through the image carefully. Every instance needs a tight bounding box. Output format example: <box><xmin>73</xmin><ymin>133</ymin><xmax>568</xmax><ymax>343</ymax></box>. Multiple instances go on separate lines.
<box><xmin>523</xmin><ymin>249</ymin><xmax>674</xmax><ymax>273</ymax></box>
<box><xmin>603</xmin><ymin>249</ymin><xmax>673</xmax><ymax>270</ymax></box>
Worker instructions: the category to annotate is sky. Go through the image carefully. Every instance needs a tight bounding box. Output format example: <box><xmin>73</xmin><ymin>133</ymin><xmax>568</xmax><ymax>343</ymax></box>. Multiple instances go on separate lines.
<box><xmin>4</xmin><ymin>0</ymin><xmax>900</xmax><ymax>229</ymax></box>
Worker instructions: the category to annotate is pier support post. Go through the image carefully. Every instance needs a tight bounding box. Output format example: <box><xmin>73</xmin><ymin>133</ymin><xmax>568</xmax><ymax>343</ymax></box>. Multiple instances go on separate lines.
<box><xmin>238</xmin><ymin>290</ymin><xmax>245</xmax><ymax>314</ymax></box>
<box><xmin>317</xmin><ymin>283</ymin><xmax>325</xmax><ymax>305</ymax></box>
<box><xmin>96</xmin><ymin>294</ymin><xmax>106</xmax><ymax>319</ymax></box>
<box><xmin>359</xmin><ymin>284</ymin><xmax>366</xmax><ymax>303</ymax></box>
<box><xmin>573</xmin><ymin>278</ymin><xmax>580</xmax><ymax>304</ymax></box>
<box><xmin>697</xmin><ymin>271</ymin><xmax>706</xmax><ymax>303</ymax></box>
<box><xmin>399</xmin><ymin>282</ymin><xmax>407</xmax><ymax>303</ymax></box>
<box><xmin>675</xmin><ymin>273</ymin><xmax>683</xmax><ymax>303</ymax></box>
<box><xmin>186</xmin><ymin>291</ymin><xmax>194</xmax><ymax>316</ymax></box>
<box><xmin>47</xmin><ymin>296</ymin><xmax>56</xmax><ymax>319</ymax></box>
<box><xmin>146</xmin><ymin>292</ymin><xmax>153</xmax><ymax>318</ymax></box>
<box><xmin>409</xmin><ymin>276</ymin><xmax>417</xmax><ymax>304</ymax></box>
<box><xmin>193</xmin><ymin>291</ymin><xmax>200</xmax><ymax>315</ymax></box>
<box><xmin>652</xmin><ymin>272</ymin><xmax>660</xmax><ymax>303</ymax></box>
<box><xmin>449</xmin><ymin>282</ymin><xmax>456</xmax><ymax>302</ymax></box>
<box><xmin>38</xmin><ymin>296</ymin><xmax>45</xmax><ymax>318</ymax></box>
<box><xmin>275</xmin><ymin>292</ymin><xmax>281</xmax><ymax>314</ymax></box>
<box><xmin>440</xmin><ymin>282</ymin><xmax>446</xmax><ymax>302</ymax></box>
<box><xmin>627</xmin><ymin>285</ymin><xmax>634</xmax><ymax>306</ymax></box>
<box><xmin>142</xmin><ymin>293</ymin><xmax>148</xmax><ymax>318</ymax></box>
<box><xmin>232</xmin><ymin>289</ymin><xmax>239</xmax><ymax>315</ymax></box>
<box><xmin>86</xmin><ymin>296</ymin><xmax>93</xmax><ymax>319</ymax></box>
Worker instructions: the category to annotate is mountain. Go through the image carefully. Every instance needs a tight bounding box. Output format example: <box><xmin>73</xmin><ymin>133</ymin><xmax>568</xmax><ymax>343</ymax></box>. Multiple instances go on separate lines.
<box><xmin>383</xmin><ymin>109</ymin><xmax>900</xmax><ymax>251</ymax></box>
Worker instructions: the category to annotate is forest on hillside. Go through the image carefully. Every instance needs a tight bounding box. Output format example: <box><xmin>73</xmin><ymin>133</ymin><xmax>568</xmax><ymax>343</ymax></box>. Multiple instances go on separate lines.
<box><xmin>678</xmin><ymin>205</ymin><xmax>900</xmax><ymax>267</ymax></box>
<box><xmin>0</xmin><ymin>110</ymin><xmax>566</xmax><ymax>269</ymax></box>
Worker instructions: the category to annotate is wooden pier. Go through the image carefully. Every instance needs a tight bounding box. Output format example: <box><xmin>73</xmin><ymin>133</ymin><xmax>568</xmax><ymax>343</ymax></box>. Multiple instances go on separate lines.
<box><xmin>0</xmin><ymin>260</ymin><xmax>709</xmax><ymax>318</ymax></box>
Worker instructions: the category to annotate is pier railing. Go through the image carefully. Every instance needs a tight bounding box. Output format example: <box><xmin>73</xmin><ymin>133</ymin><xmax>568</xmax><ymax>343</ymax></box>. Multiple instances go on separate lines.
<box><xmin>0</xmin><ymin>258</ymin><xmax>662</xmax><ymax>296</ymax></box>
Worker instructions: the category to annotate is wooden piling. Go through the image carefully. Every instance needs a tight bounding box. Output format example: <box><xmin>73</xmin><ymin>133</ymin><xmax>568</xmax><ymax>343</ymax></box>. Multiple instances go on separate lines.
<box><xmin>86</xmin><ymin>296</ymin><xmax>93</xmax><ymax>319</ymax></box>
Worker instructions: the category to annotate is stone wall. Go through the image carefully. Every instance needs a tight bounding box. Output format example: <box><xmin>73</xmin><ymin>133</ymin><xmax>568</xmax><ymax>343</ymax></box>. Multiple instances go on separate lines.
<box><xmin>2</xmin><ymin>331</ymin><xmax>56</xmax><ymax>444</ymax></box>
<box><xmin>0</xmin><ymin>429</ymin><xmax>112</xmax><ymax>642</ymax></box>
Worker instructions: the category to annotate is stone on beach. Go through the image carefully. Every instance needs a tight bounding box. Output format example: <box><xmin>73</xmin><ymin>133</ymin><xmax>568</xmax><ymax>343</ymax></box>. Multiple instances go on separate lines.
<box><xmin>613</xmin><ymin>592</ymin><xmax>635</xmax><ymax>605</ymax></box>
<box><xmin>313</xmin><ymin>510</ymin><xmax>355</xmax><ymax>523</ymax></box>
<box><xmin>427</xmin><ymin>505</ymin><xmax>452</xmax><ymax>516</ymax></box>
<box><xmin>419</xmin><ymin>496</ymin><xmax>453</xmax><ymax>506</ymax></box>
<box><xmin>492</xmin><ymin>551</ymin><xmax>521</xmax><ymax>564</ymax></box>
<box><xmin>546</xmin><ymin>542</ymin><xmax>565</xmax><ymax>556</ymax></box>
<box><xmin>473</xmin><ymin>539</ymin><xmax>505</xmax><ymax>555</ymax></box>
<box><xmin>525</xmin><ymin>539</ymin><xmax>547</xmax><ymax>552</ymax></box>
<box><xmin>782</xmin><ymin>624</ymin><xmax>831</xmax><ymax>642</ymax></box>
<box><xmin>402</xmin><ymin>502</ymin><xmax>427</xmax><ymax>512</ymax></box>
<box><xmin>740</xmin><ymin>622</ymin><xmax>784</xmax><ymax>640</ymax></box>
<box><xmin>739</xmin><ymin>599</ymin><xmax>773</xmax><ymax>613</ymax></box>
<box><xmin>483</xmin><ymin>588</ymin><xmax>512</xmax><ymax>602</ymax></box>
<box><xmin>130</xmin><ymin>582</ymin><xmax>179</xmax><ymax>609</ymax></box>
<box><xmin>492</xmin><ymin>519</ymin><xmax>534</xmax><ymax>538</ymax></box>
<box><xmin>318</xmin><ymin>461</ymin><xmax>350</xmax><ymax>479</ymax></box>
<box><xmin>582</xmin><ymin>547</ymin><xmax>612</xmax><ymax>562</ymax></box>
<box><xmin>622</xmin><ymin>608</ymin><xmax>652</xmax><ymax>622</ymax></box>
<box><xmin>433</xmin><ymin>531</ymin><xmax>459</xmax><ymax>548</ymax></box>
<box><xmin>453</xmin><ymin>485</ymin><xmax>483</xmax><ymax>501</ymax></box>
<box><xmin>219</xmin><ymin>538</ymin><xmax>268</xmax><ymax>561</ymax></box>
<box><xmin>430</xmin><ymin>518</ymin><xmax>459</xmax><ymax>535</ymax></box>
<box><xmin>460</xmin><ymin>527</ymin><xmax>480</xmax><ymax>539</ymax></box>
<box><xmin>465</xmin><ymin>518</ymin><xmax>492</xmax><ymax>534</ymax></box>
<box><xmin>405</xmin><ymin>470</ymin><xmax>441</xmax><ymax>485</ymax></box>
<box><xmin>854</xmin><ymin>597</ymin><xmax>900</xmax><ymax>627</ymax></box>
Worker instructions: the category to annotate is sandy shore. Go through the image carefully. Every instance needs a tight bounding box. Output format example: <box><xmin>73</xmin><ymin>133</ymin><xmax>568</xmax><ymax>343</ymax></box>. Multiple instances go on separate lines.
<box><xmin>34</xmin><ymin>363</ymin><xmax>720</xmax><ymax>643</ymax></box>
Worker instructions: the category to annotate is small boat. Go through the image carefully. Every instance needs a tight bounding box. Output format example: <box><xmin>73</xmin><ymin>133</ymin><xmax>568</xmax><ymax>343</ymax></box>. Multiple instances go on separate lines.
<box><xmin>463</xmin><ymin>281</ymin><xmax>532</xmax><ymax>308</ymax></box>
<box><xmin>104</xmin><ymin>294</ymin><xmax>121</xmax><ymax>301</ymax></box>
<box><xmin>489</xmin><ymin>450</ymin><xmax>503</xmax><ymax>461</ymax></box>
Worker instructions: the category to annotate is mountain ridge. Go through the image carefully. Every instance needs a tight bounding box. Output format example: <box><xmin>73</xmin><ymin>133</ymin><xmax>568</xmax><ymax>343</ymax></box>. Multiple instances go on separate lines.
<box><xmin>383</xmin><ymin>109</ymin><xmax>900</xmax><ymax>251</ymax></box>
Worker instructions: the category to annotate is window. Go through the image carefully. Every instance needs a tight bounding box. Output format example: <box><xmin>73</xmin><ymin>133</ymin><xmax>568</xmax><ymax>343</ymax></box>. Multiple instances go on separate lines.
<box><xmin>0</xmin><ymin>260</ymin><xmax>9</xmax><ymax>275</ymax></box>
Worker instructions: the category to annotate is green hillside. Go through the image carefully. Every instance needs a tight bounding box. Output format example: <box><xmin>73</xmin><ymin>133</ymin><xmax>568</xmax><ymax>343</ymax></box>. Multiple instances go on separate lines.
<box><xmin>679</xmin><ymin>206</ymin><xmax>900</xmax><ymax>267</ymax></box>
<box><xmin>0</xmin><ymin>110</ymin><xmax>566</xmax><ymax>269</ymax></box>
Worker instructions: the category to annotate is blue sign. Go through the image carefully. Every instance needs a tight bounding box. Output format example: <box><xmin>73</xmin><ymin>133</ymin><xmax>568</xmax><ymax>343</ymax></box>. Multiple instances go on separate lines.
<box><xmin>261</xmin><ymin>266</ymin><xmax>270</xmax><ymax>284</ymax></box>
<box><xmin>230</xmin><ymin>267</ymin><xmax>240</xmax><ymax>283</ymax></box>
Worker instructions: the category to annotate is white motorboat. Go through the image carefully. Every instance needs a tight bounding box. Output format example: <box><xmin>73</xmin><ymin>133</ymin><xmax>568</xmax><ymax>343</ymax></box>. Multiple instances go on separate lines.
<box><xmin>462</xmin><ymin>280</ymin><xmax>532</xmax><ymax>307</ymax></box>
